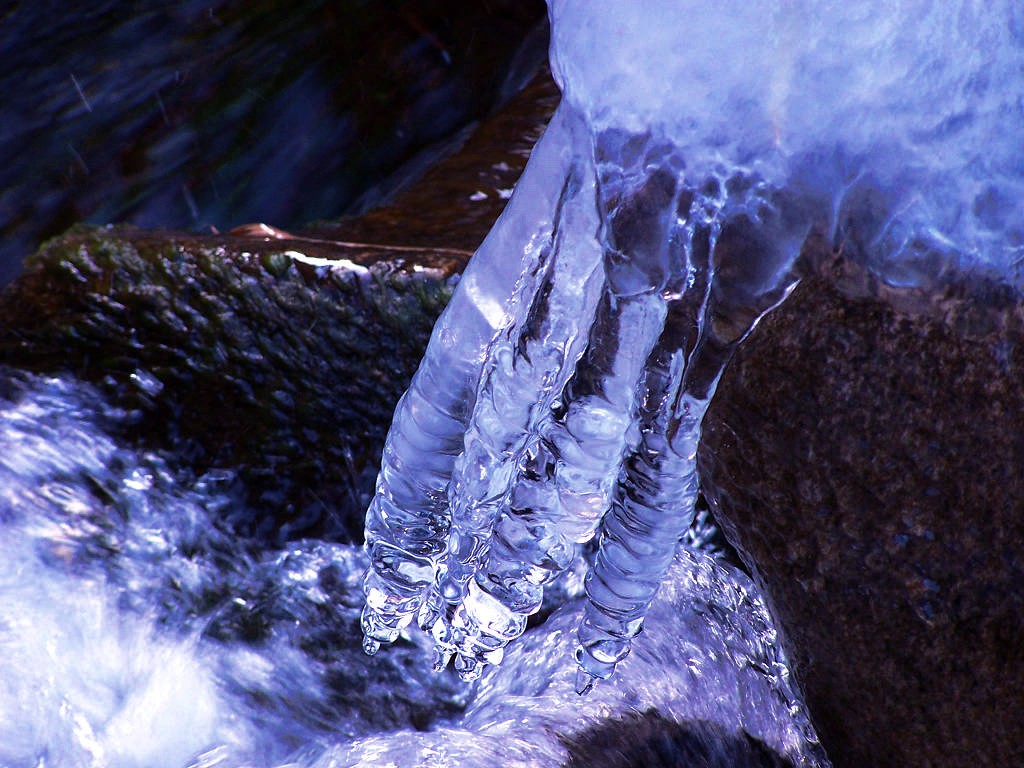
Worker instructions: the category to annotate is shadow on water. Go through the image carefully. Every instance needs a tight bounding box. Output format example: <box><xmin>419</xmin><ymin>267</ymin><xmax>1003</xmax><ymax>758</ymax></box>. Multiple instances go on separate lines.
<box><xmin>561</xmin><ymin>713</ymin><xmax>795</xmax><ymax>768</ymax></box>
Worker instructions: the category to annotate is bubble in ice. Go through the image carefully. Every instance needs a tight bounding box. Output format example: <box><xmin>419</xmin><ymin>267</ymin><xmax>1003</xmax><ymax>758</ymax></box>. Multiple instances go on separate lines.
<box><xmin>362</xmin><ymin>0</ymin><xmax>1024</xmax><ymax>690</ymax></box>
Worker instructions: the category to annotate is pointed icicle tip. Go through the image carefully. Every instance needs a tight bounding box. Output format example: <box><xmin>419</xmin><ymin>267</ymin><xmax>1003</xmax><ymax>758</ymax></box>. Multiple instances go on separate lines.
<box><xmin>455</xmin><ymin>654</ymin><xmax>483</xmax><ymax>682</ymax></box>
<box><xmin>574</xmin><ymin>668</ymin><xmax>596</xmax><ymax>696</ymax></box>
<box><xmin>431</xmin><ymin>648</ymin><xmax>452</xmax><ymax>673</ymax></box>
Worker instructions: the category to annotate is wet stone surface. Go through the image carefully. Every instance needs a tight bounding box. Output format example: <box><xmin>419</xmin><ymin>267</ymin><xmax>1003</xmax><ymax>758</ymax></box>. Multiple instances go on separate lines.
<box><xmin>0</xmin><ymin>227</ymin><xmax>455</xmax><ymax>543</ymax></box>
<box><xmin>700</xmin><ymin>244</ymin><xmax>1024</xmax><ymax>767</ymax></box>
<box><xmin>0</xmin><ymin>63</ymin><xmax>559</xmax><ymax>547</ymax></box>
<box><xmin>562</xmin><ymin>715</ymin><xmax>796</xmax><ymax>768</ymax></box>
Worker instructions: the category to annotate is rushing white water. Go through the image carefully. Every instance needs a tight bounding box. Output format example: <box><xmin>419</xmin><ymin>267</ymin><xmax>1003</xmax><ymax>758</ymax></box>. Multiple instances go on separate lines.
<box><xmin>0</xmin><ymin>537</ymin><xmax>230</xmax><ymax>768</ymax></box>
<box><xmin>0</xmin><ymin>369</ymin><xmax>825</xmax><ymax>766</ymax></box>
<box><xmin>362</xmin><ymin>0</ymin><xmax>1024</xmax><ymax>691</ymax></box>
<box><xmin>0</xmin><ymin>371</ymin><xmax>478</xmax><ymax>766</ymax></box>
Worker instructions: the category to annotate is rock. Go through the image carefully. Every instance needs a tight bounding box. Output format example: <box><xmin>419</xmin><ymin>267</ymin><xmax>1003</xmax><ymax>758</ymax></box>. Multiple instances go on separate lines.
<box><xmin>0</xmin><ymin>68</ymin><xmax>559</xmax><ymax>544</ymax></box>
<box><xmin>700</xmin><ymin>244</ymin><xmax>1024</xmax><ymax>767</ymax></box>
<box><xmin>0</xmin><ymin>226</ymin><xmax>455</xmax><ymax>543</ymax></box>
<box><xmin>562</xmin><ymin>715</ymin><xmax>795</xmax><ymax>768</ymax></box>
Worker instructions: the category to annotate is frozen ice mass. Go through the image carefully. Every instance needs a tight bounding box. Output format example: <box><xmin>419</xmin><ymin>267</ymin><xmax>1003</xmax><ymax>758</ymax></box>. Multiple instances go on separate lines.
<box><xmin>361</xmin><ymin>0</ymin><xmax>1024</xmax><ymax>690</ymax></box>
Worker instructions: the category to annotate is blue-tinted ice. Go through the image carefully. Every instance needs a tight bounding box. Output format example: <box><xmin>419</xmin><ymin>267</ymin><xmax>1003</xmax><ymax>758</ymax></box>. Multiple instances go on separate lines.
<box><xmin>362</xmin><ymin>0</ymin><xmax>1024</xmax><ymax>688</ymax></box>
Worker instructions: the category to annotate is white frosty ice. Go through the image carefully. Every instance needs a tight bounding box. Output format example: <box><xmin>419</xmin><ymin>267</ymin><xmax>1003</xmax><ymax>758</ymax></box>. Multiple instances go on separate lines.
<box><xmin>362</xmin><ymin>0</ymin><xmax>1024</xmax><ymax>688</ymax></box>
<box><xmin>551</xmin><ymin>0</ymin><xmax>1024</xmax><ymax>279</ymax></box>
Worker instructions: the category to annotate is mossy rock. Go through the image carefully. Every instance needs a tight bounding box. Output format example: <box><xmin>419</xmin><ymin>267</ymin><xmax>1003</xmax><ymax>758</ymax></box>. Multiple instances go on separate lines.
<box><xmin>0</xmin><ymin>63</ymin><xmax>560</xmax><ymax>543</ymax></box>
<box><xmin>0</xmin><ymin>224</ymin><xmax>456</xmax><ymax>542</ymax></box>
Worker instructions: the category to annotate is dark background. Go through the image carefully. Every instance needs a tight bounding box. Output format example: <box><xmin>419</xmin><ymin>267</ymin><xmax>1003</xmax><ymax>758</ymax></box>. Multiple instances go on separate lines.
<box><xmin>0</xmin><ymin>0</ymin><xmax>546</xmax><ymax>285</ymax></box>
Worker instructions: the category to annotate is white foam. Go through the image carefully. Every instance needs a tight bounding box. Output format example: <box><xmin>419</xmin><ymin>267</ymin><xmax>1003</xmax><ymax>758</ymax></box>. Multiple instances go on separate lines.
<box><xmin>0</xmin><ymin>537</ymin><xmax>239</xmax><ymax>768</ymax></box>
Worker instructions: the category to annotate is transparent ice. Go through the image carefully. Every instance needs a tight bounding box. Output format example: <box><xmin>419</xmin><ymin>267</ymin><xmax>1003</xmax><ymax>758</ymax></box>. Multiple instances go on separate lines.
<box><xmin>362</xmin><ymin>0</ymin><xmax>1024</xmax><ymax>689</ymax></box>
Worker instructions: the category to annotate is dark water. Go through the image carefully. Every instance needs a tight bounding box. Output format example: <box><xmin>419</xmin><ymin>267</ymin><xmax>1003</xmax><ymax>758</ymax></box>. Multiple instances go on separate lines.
<box><xmin>0</xmin><ymin>0</ymin><xmax>545</xmax><ymax>284</ymax></box>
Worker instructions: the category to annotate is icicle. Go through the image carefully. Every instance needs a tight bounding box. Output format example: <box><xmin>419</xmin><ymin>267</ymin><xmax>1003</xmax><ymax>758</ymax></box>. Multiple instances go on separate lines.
<box><xmin>361</xmin><ymin>107</ymin><xmax>580</xmax><ymax>651</ymax></box>
<box><xmin>575</xmin><ymin>180</ymin><xmax>803</xmax><ymax>687</ymax></box>
<box><xmin>427</xmin><ymin>169</ymin><xmax>608</xmax><ymax>673</ymax></box>
<box><xmin>361</xmin><ymin>0</ymin><xmax>1019</xmax><ymax>686</ymax></box>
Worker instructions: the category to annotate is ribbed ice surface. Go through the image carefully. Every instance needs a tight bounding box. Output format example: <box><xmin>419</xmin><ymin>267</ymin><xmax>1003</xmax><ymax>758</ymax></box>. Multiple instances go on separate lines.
<box><xmin>362</xmin><ymin>0</ymin><xmax>1024</xmax><ymax>687</ymax></box>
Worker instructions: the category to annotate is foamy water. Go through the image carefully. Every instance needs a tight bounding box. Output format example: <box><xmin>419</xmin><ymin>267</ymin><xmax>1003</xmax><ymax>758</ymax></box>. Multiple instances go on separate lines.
<box><xmin>0</xmin><ymin>370</ymin><xmax>824</xmax><ymax>766</ymax></box>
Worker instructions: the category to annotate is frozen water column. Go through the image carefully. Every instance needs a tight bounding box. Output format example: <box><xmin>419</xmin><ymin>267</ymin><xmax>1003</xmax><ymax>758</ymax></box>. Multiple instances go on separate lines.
<box><xmin>543</xmin><ymin>0</ymin><xmax>1024</xmax><ymax>689</ymax></box>
<box><xmin>364</xmin><ymin>0</ymin><xmax>1023</xmax><ymax>684</ymax></box>
<box><xmin>361</xmin><ymin>0</ymin><xmax>809</xmax><ymax>678</ymax></box>
<box><xmin>360</xmin><ymin>102</ymin><xmax>588</xmax><ymax>653</ymax></box>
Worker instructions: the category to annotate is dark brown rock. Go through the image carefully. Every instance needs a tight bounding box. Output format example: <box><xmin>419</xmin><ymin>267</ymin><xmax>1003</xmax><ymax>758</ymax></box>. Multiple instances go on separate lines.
<box><xmin>562</xmin><ymin>713</ymin><xmax>795</xmax><ymax>768</ymax></box>
<box><xmin>0</xmin><ymin>68</ymin><xmax>559</xmax><ymax>544</ymax></box>
<box><xmin>308</xmin><ymin>70</ymin><xmax>559</xmax><ymax>255</ymax></box>
<box><xmin>700</xmin><ymin>246</ymin><xmax>1024</xmax><ymax>767</ymax></box>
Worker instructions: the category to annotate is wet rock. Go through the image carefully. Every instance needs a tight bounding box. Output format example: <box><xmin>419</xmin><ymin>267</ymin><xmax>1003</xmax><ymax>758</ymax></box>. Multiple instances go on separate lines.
<box><xmin>0</xmin><ymin>68</ymin><xmax>559</xmax><ymax>544</ymax></box>
<box><xmin>0</xmin><ymin>227</ymin><xmax>455</xmax><ymax>543</ymax></box>
<box><xmin>700</xmin><ymin>246</ymin><xmax>1024</xmax><ymax>767</ymax></box>
<box><xmin>562</xmin><ymin>715</ymin><xmax>795</xmax><ymax>768</ymax></box>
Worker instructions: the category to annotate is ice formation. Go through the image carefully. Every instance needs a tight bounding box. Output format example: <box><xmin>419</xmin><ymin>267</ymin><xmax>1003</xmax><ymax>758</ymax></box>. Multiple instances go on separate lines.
<box><xmin>362</xmin><ymin>0</ymin><xmax>1024</xmax><ymax>690</ymax></box>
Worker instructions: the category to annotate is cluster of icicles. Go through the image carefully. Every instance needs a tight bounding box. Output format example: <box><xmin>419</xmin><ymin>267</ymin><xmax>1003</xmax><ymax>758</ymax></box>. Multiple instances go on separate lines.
<box><xmin>360</xmin><ymin>97</ymin><xmax>805</xmax><ymax>692</ymax></box>
<box><xmin>359</xmin><ymin>0</ymin><xmax>1022</xmax><ymax>694</ymax></box>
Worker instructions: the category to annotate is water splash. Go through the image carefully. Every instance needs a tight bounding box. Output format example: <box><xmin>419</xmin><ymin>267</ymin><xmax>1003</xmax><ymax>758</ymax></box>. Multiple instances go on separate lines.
<box><xmin>362</xmin><ymin>0</ymin><xmax>1024</xmax><ymax>687</ymax></box>
<box><xmin>0</xmin><ymin>536</ymin><xmax>229</xmax><ymax>768</ymax></box>
<box><xmin>0</xmin><ymin>367</ymin><xmax>822</xmax><ymax>766</ymax></box>
<box><xmin>0</xmin><ymin>370</ymin><xmax>471</xmax><ymax>766</ymax></box>
<box><xmin>321</xmin><ymin>549</ymin><xmax>828</xmax><ymax>767</ymax></box>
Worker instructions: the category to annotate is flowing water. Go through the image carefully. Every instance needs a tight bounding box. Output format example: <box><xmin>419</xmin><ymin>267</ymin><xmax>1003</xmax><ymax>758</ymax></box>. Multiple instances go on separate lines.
<box><xmin>0</xmin><ymin>369</ymin><xmax>822</xmax><ymax>766</ymax></box>
<box><xmin>0</xmin><ymin>0</ymin><xmax>543</xmax><ymax>285</ymax></box>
